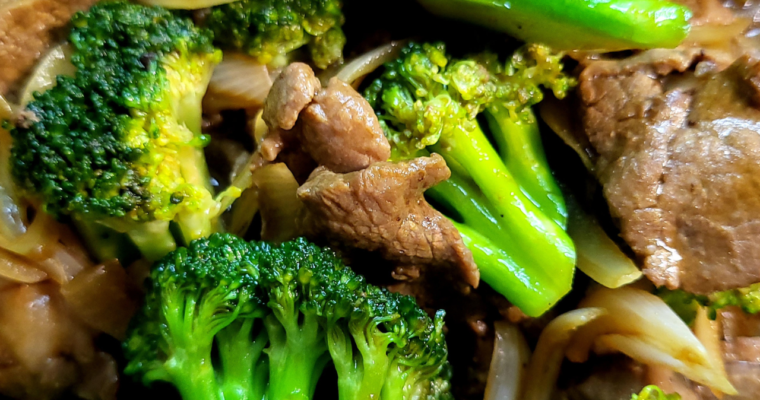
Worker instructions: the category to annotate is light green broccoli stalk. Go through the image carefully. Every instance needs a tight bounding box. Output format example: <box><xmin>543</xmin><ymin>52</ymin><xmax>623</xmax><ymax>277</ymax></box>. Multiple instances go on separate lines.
<box><xmin>364</xmin><ymin>41</ymin><xmax>576</xmax><ymax>316</ymax></box>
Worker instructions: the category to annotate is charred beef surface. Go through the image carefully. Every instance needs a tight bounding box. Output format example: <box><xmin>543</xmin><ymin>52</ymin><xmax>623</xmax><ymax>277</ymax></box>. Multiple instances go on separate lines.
<box><xmin>297</xmin><ymin>153</ymin><xmax>479</xmax><ymax>287</ymax></box>
<box><xmin>579</xmin><ymin>53</ymin><xmax>760</xmax><ymax>294</ymax></box>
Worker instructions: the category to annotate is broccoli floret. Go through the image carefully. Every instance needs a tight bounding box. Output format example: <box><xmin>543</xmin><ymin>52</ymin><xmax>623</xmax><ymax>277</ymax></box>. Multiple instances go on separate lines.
<box><xmin>710</xmin><ymin>283</ymin><xmax>760</xmax><ymax>315</ymax></box>
<box><xmin>203</xmin><ymin>0</ymin><xmax>345</xmax><ymax>69</ymax></box>
<box><xmin>10</xmin><ymin>1</ymin><xmax>226</xmax><ymax>261</ymax></box>
<box><xmin>656</xmin><ymin>288</ymin><xmax>708</xmax><ymax>325</ymax></box>
<box><xmin>124</xmin><ymin>234</ymin><xmax>452</xmax><ymax>400</ymax></box>
<box><xmin>632</xmin><ymin>385</ymin><xmax>682</xmax><ymax>400</ymax></box>
<box><xmin>364</xmin><ymin>42</ymin><xmax>576</xmax><ymax>317</ymax></box>
<box><xmin>660</xmin><ymin>283</ymin><xmax>760</xmax><ymax>323</ymax></box>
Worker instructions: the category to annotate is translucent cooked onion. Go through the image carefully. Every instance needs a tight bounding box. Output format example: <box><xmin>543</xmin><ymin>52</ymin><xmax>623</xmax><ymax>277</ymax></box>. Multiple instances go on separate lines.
<box><xmin>0</xmin><ymin>283</ymin><xmax>67</xmax><ymax>371</ymax></box>
<box><xmin>693</xmin><ymin>306</ymin><xmax>728</xmax><ymax>398</ymax></box>
<box><xmin>0</xmin><ymin>208</ymin><xmax>60</xmax><ymax>261</ymax></box>
<box><xmin>18</xmin><ymin>44</ymin><xmax>75</xmax><ymax>108</ymax></box>
<box><xmin>567</xmin><ymin>196</ymin><xmax>642</xmax><ymax>288</ymax></box>
<box><xmin>0</xmin><ymin>247</ymin><xmax>47</xmax><ymax>284</ymax></box>
<box><xmin>136</xmin><ymin>0</ymin><xmax>238</xmax><ymax>9</ymax></box>
<box><xmin>334</xmin><ymin>41</ymin><xmax>405</xmax><ymax>86</ymax></box>
<box><xmin>39</xmin><ymin>247</ymin><xmax>85</xmax><ymax>284</ymax></box>
<box><xmin>61</xmin><ymin>260</ymin><xmax>139</xmax><ymax>340</ymax></box>
<box><xmin>484</xmin><ymin>321</ymin><xmax>531</xmax><ymax>400</ymax></box>
<box><xmin>538</xmin><ymin>97</ymin><xmax>595</xmax><ymax>171</ymax></box>
<box><xmin>568</xmin><ymin>287</ymin><xmax>736</xmax><ymax>395</ymax></box>
<box><xmin>685</xmin><ymin>18</ymin><xmax>751</xmax><ymax>47</ymax></box>
<box><xmin>0</xmin><ymin>96</ymin><xmax>25</xmax><ymax>239</ymax></box>
<box><xmin>254</xmin><ymin>163</ymin><xmax>302</xmax><ymax>242</ymax></box>
<box><xmin>522</xmin><ymin>308</ymin><xmax>607</xmax><ymax>400</ymax></box>
<box><xmin>204</xmin><ymin>53</ymin><xmax>273</xmax><ymax>112</ymax></box>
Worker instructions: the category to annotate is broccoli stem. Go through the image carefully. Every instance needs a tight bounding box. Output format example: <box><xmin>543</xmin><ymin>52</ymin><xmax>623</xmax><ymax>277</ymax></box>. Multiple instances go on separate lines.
<box><xmin>264</xmin><ymin>313</ymin><xmax>328</xmax><ymax>400</ymax></box>
<box><xmin>416</xmin><ymin>0</ymin><xmax>692</xmax><ymax>51</ymax></box>
<box><xmin>427</xmin><ymin>173</ymin><xmax>573</xmax><ymax>316</ymax></box>
<box><xmin>485</xmin><ymin>107</ymin><xmax>567</xmax><ymax>227</ymax></box>
<box><xmin>175</xmin><ymin>146</ymin><xmax>222</xmax><ymax>245</ymax></box>
<box><xmin>167</xmin><ymin>347</ymin><xmax>223</xmax><ymax>400</ymax></box>
<box><xmin>125</xmin><ymin>220</ymin><xmax>178</xmax><ymax>261</ymax></box>
<box><xmin>379</xmin><ymin>365</ymin><xmax>406</xmax><ymax>400</ymax></box>
<box><xmin>430</xmin><ymin>123</ymin><xmax>575</xmax><ymax>279</ymax></box>
<box><xmin>162</xmin><ymin>289</ymin><xmax>224</xmax><ymax>400</ymax></box>
<box><xmin>381</xmin><ymin>361</ymin><xmax>442</xmax><ymax>400</ymax></box>
<box><xmin>349</xmin><ymin>324</ymin><xmax>393</xmax><ymax>399</ymax></box>
<box><xmin>217</xmin><ymin>319</ymin><xmax>269</xmax><ymax>400</ymax></box>
<box><xmin>71</xmin><ymin>218</ymin><xmax>137</xmax><ymax>264</ymax></box>
<box><xmin>326</xmin><ymin>322</ymin><xmax>362</xmax><ymax>399</ymax></box>
<box><xmin>454</xmin><ymin>222</ymin><xmax>571</xmax><ymax>316</ymax></box>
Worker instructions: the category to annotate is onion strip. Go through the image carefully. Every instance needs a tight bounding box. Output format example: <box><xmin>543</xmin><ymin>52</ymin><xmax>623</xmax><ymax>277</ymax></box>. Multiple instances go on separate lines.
<box><xmin>0</xmin><ymin>209</ymin><xmax>60</xmax><ymax>261</ymax></box>
<box><xmin>568</xmin><ymin>287</ymin><xmax>737</xmax><ymax>395</ymax></box>
<box><xmin>0</xmin><ymin>96</ymin><xmax>24</xmax><ymax>239</ymax></box>
<box><xmin>254</xmin><ymin>163</ymin><xmax>302</xmax><ymax>242</ymax></box>
<box><xmin>18</xmin><ymin>44</ymin><xmax>75</xmax><ymax>108</ymax></box>
<box><xmin>538</xmin><ymin>97</ymin><xmax>595</xmax><ymax>171</ymax></box>
<box><xmin>0</xmin><ymin>247</ymin><xmax>48</xmax><ymax>284</ymax></box>
<box><xmin>334</xmin><ymin>41</ymin><xmax>405</xmax><ymax>85</ymax></box>
<box><xmin>567</xmin><ymin>195</ymin><xmax>642</xmax><ymax>288</ymax></box>
<box><xmin>522</xmin><ymin>308</ymin><xmax>606</xmax><ymax>400</ymax></box>
<box><xmin>484</xmin><ymin>321</ymin><xmax>531</xmax><ymax>400</ymax></box>
<box><xmin>204</xmin><ymin>53</ymin><xmax>273</xmax><ymax>112</ymax></box>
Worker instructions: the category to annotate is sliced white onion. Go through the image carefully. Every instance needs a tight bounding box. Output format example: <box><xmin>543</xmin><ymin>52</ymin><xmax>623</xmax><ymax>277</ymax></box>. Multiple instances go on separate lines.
<box><xmin>568</xmin><ymin>287</ymin><xmax>737</xmax><ymax>395</ymax></box>
<box><xmin>484</xmin><ymin>321</ymin><xmax>531</xmax><ymax>400</ymax></box>
<box><xmin>538</xmin><ymin>97</ymin><xmax>595</xmax><ymax>171</ymax></box>
<box><xmin>693</xmin><ymin>306</ymin><xmax>728</xmax><ymax>398</ymax></box>
<box><xmin>254</xmin><ymin>163</ymin><xmax>302</xmax><ymax>242</ymax></box>
<box><xmin>685</xmin><ymin>18</ymin><xmax>751</xmax><ymax>47</ymax></box>
<box><xmin>204</xmin><ymin>53</ymin><xmax>273</xmax><ymax>112</ymax></box>
<box><xmin>0</xmin><ymin>247</ymin><xmax>48</xmax><ymax>284</ymax></box>
<box><xmin>334</xmin><ymin>41</ymin><xmax>405</xmax><ymax>86</ymax></box>
<box><xmin>136</xmin><ymin>0</ymin><xmax>239</xmax><ymax>9</ymax></box>
<box><xmin>61</xmin><ymin>260</ymin><xmax>138</xmax><ymax>340</ymax></box>
<box><xmin>226</xmin><ymin>187</ymin><xmax>259</xmax><ymax>237</ymax></box>
<box><xmin>19</xmin><ymin>44</ymin><xmax>75</xmax><ymax>108</ymax></box>
<box><xmin>0</xmin><ymin>94</ymin><xmax>15</xmax><ymax>118</ymax></box>
<box><xmin>567</xmin><ymin>196</ymin><xmax>642</xmax><ymax>288</ymax></box>
<box><xmin>522</xmin><ymin>308</ymin><xmax>607</xmax><ymax>400</ymax></box>
<box><xmin>0</xmin><ymin>96</ymin><xmax>25</xmax><ymax>240</ymax></box>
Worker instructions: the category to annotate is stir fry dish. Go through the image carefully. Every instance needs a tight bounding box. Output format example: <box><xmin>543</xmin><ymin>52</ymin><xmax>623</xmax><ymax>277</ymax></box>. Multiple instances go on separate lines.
<box><xmin>1</xmin><ymin>0</ymin><xmax>759</xmax><ymax>399</ymax></box>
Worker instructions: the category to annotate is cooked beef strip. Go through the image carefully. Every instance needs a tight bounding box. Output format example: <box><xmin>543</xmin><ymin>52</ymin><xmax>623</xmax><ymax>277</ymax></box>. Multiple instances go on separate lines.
<box><xmin>262</xmin><ymin>62</ymin><xmax>320</xmax><ymax>132</ymax></box>
<box><xmin>0</xmin><ymin>0</ymin><xmax>97</xmax><ymax>96</ymax></box>
<box><xmin>261</xmin><ymin>64</ymin><xmax>390</xmax><ymax>173</ymax></box>
<box><xmin>300</xmin><ymin>77</ymin><xmax>390</xmax><ymax>173</ymax></box>
<box><xmin>579</xmin><ymin>53</ymin><xmax>760</xmax><ymax>293</ymax></box>
<box><xmin>297</xmin><ymin>154</ymin><xmax>479</xmax><ymax>288</ymax></box>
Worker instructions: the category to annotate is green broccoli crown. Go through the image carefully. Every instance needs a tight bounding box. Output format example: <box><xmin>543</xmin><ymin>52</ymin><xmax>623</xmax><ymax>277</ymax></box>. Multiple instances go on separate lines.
<box><xmin>204</xmin><ymin>0</ymin><xmax>345</xmax><ymax>68</ymax></box>
<box><xmin>631</xmin><ymin>385</ymin><xmax>681</xmax><ymax>400</ymax></box>
<box><xmin>123</xmin><ymin>235</ymin><xmax>452</xmax><ymax>400</ymax></box>
<box><xmin>124</xmin><ymin>233</ymin><xmax>261</xmax><ymax>384</ymax></box>
<box><xmin>364</xmin><ymin>41</ymin><xmax>574</xmax><ymax>159</ymax></box>
<box><xmin>710</xmin><ymin>283</ymin><xmax>760</xmax><ymax>315</ymax></box>
<box><xmin>11</xmin><ymin>1</ymin><xmax>221</xmax><ymax>224</ymax></box>
<box><xmin>659</xmin><ymin>283</ymin><xmax>760</xmax><ymax>324</ymax></box>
